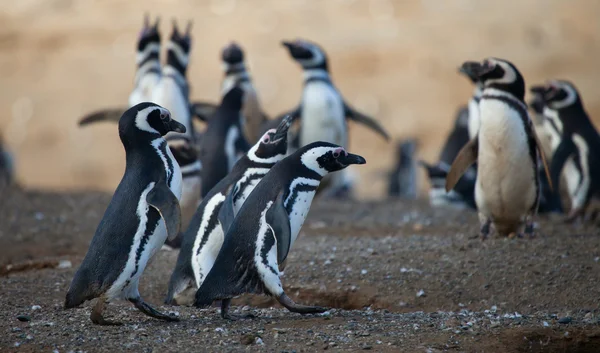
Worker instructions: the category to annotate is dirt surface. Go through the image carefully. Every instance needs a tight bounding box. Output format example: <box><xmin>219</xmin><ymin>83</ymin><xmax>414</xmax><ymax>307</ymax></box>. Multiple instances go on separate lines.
<box><xmin>1</xmin><ymin>0</ymin><xmax>600</xmax><ymax>199</ymax></box>
<box><xmin>1</xmin><ymin>187</ymin><xmax>600</xmax><ymax>352</ymax></box>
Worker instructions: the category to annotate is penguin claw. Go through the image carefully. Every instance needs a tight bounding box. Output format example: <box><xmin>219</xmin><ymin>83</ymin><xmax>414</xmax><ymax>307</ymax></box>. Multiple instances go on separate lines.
<box><xmin>129</xmin><ymin>298</ymin><xmax>180</xmax><ymax>322</ymax></box>
<box><xmin>277</xmin><ymin>293</ymin><xmax>329</xmax><ymax>314</ymax></box>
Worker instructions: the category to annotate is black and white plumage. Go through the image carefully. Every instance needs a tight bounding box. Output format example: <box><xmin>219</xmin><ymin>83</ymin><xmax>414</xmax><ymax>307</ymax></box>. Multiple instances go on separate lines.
<box><xmin>199</xmin><ymin>86</ymin><xmax>250</xmax><ymax>198</ymax></box>
<box><xmin>419</xmin><ymin>106</ymin><xmax>476</xmax><ymax>209</ymax></box>
<box><xmin>458</xmin><ymin>66</ymin><xmax>484</xmax><ymax>140</ymax></box>
<box><xmin>65</xmin><ymin>103</ymin><xmax>185</xmax><ymax>325</ymax></box>
<box><xmin>194</xmin><ymin>142</ymin><xmax>366</xmax><ymax>319</ymax></box>
<box><xmin>279</xmin><ymin>39</ymin><xmax>388</xmax><ymax>197</ymax></box>
<box><xmin>165</xmin><ymin>116</ymin><xmax>293</xmax><ymax>305</ymax></box>
<box><xmin>530</xmin><ymin>80</ymin><xmax>600</xmax><ymax>221</ymax></box>
<box><xmin>446</xmin><ymin>58</ymin><xmax>552</xmax><ymax>238</ymax></box>
<box><xmin>388</xmin><ymin>139</ymin><xmax>419</xmax><ymax>200</ymax></box>
<box><xmin>0</xmin><ymin>134</ymin><xmax>13</xmax><ymax>194</ymax></box>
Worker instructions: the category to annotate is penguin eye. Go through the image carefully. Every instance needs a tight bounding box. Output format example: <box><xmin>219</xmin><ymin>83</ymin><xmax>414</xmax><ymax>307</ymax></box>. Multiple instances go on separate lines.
<box><xmin>333</xmin><ymin>151</ymin><xmax>340</xmax><ymax>158</ymax></box>
<box><xmin>160</xmin><ymin>112</ymin><xmax>169</xmax><ymax>120</ymax></box>
<box><xmin>262</xmin><ymin>135</ymin><xmax>270</xmax><ymax>144</ymax></box>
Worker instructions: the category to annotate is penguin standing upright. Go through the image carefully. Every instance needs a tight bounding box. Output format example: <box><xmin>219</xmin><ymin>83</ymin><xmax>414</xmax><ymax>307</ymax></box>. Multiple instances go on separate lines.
<box><xmin>78</xmin><ymin>14</ymin><xmax>162</xmax><ymax>125</ymax></box>
<box><xmin>446</xmin><ymin>58</ymin><xmax>552</xmax><ymax>238</ymax></box>
<box><xmin>279</xmin><ymin>39</ymin><xmax>388</xmax><ymax>197</ymax></box>
<box><xmin>531</xmin><ymin>80</ymin><xmax>600</xmax><ymax>221</ymax></box>
<box><xmin>64</xmin><ymin>103</ymin><xmax>185</xmax><ymax>325</ymax></box>
<box><xmin>199</xmin><ymin>86</ymin><xmax>250</xmax><ymax>198</ymax></box>
<box><xmin>165</xmin><ymin>116</ymin><xmax>293</xmax><ymax>305</ymax></box>
<box><xmin>388</xmin><ymin>139</ymin><xmax>419</xmax><ymax>199</ymax></box>
<box><xmin>194</xmin><ymin>142</ymin><xmax>366</xmax><ymax>319</ymax></box>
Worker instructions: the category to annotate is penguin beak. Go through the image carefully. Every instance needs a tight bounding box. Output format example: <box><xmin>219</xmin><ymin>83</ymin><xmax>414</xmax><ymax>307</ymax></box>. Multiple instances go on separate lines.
<box><xmin>281</xmin><ymin>41</ymin><xmax>295</xmax><ymax>51</ymax></box>
<box><xmin>530</xmin><ymin>85</ymin><xmax>550</xmax><ymax>96</ymax></box>
<box><xmin>459</xmin><ymin>61</ymin><xmax>494</xmax><ymax>80</ymax></box>
<box><xmin>339</xmin><ymin>152</ymin><xmax>366</xmax><ymax>166</ymax></box>
<box><xmin>167</xmin><ymin>119</ymin><xmax>186</xmax><ymax>134</ymax></box>
<box><xmin>273</xmin><ymin>115</ymin><xmax>294</xmax><ymax>142</ymax></box>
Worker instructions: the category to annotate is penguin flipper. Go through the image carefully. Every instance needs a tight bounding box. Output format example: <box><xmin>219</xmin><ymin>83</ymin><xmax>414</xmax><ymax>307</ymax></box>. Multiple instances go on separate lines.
<box><xmin>550</xmin><ymin>138</ymin><xmax>577</xmax><ymax>195</ymax></box>
<box><xmin>147</xmin><ymin>182</ymin><xmax>182</xmax><ymax>241</ymax></box>
<box><xmin>343</xmin><ymin>101</ymin><xmax>390</xmax><ymax>141</ymax></box>
<box><xmin>266</xmin><ymin>191</ymin><xmax>291</xmax><ymax>264</ymax></box>
<box><xmin>190</xmin><ymin>101</ymin><xmax>218</xmax><ymax>122</ymax></box>
<box><xmin>78</xmin><ymin>108</ymin><xmax>126</xmax><ymax>126</ymax></box>
<box><xmin>217</xmin><ymin>187</ymin><xmax>236</xmax><ymax>234</ymax></box>
<box><xmin>445</xmin><ymin>137</ymin><xmax>478</xmax><ymax>192</ymax></box>
<box><xmin>531</xmin><ymin>127</ymin><xmax>554</xmax><ymax>192</ymax></box>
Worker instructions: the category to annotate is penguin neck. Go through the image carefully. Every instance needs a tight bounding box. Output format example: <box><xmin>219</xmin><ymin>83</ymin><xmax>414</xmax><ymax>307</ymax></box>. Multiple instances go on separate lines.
<box><xmin>221</xmin><ymin>70</ymin><xmax>251</xmax><ymax>96</ymax></box>
<box><xmin>165</xmin><ymin>40</ymin><xmax>189</xmax><ymax>78</ymax></box>
<box><xmin>303</xmin><ymin>69</ymin><xmax>331</xmax><ymax>84</ymax></box>
<box><xmin>134</xmin><ymin>44</ymin><xmax>161</xmax><ymax>86</ymax></box>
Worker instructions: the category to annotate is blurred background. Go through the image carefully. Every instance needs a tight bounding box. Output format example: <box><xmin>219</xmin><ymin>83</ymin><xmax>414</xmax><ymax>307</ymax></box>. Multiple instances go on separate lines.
<box><xmin>1</xmin><ymin>0</ymin><xmax>599</xmax><ymax>200</ymax></box>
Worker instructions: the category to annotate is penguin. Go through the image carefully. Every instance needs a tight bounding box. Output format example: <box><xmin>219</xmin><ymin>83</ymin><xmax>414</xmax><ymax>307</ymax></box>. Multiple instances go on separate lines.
<box><xmin>0</xmin><ymin>133</ymin><xmax>13</xmax><ymax>194</ymax></box>
<box><xmin>193</xmin><ymin>141</ymin><xmax>366</xmax><ymax>319</ymax></box>
<box><xmin>388</xmin><ymin>139</ymin><xmax>419</xmax><ymax>200</ymax></box>
<box><xmin>164</xmin><ymin>116</ymin><xmax>293</xmax><ymax>305</ymax></box>
<box><xmin>458</xmin><ymin>66</ymin><xmax>484</xmax><ymax>140</ymax></box>
<box><xmin>530</xmin><ymin>80</ymin><xmax>600</xmax><ymax>221</ymax></box>
<box><xmin>279</xmin><ymin>39</ymin><xmax>388</xmax><ymax>197</ymax></box>
<box><xmin>445</xmin><ymin>58</ymin><xmax>552</xmax><ymax>238</ymax></box>
<box><xmin>419</xmin><ymin>106</ymin><xmax>477</xmax><ymax>209</ymax></box>
<box><xmin>199</xmin><ymin>86</ymin><xmax>250</xmax><ymax>198</ymax></box>
<box><xmin>78</xmin><ymin>14</ymin><xmax>162</xmax><ymax>125</ymax></box>
<box><xmin>64</xmin><ymin>102</ymin><xmax>185</xmax><ymax>325</ymax></box>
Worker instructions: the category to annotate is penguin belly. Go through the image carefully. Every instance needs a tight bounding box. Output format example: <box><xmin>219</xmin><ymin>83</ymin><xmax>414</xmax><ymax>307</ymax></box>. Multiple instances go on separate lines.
<box><xmin>467</xmin><ymin>98</ymin><xmax>480</xmax><ymax>140</ymax></box>
<box><xmin>286</xmin><ymin>179</ymin><xmax>320</xmax><ymax>247</ymax></box>
<box><xmin>299</xmin><ymin>84</ymin><xmax>347</xmax><ymax>148</ymax></box>
<box><xmin>475</xmin><ymin>101</ymin><xmax>537</xmax><ymax>232</ymax></box>
<box><xmin>129</xmin><ymin>74</ymin><xmax>160</xmax><ymax>107</ymax></box>
<box><xmin>191</xmin><ymin>194</ymin><xmax>226</xmax><ymax>288</ymax></box>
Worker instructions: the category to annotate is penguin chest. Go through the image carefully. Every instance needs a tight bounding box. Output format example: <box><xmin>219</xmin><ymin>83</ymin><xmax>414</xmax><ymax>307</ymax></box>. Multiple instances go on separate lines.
<box><xmin>300</xmin><ymin>84</ymin><xmax>346</xmax><ymax>146</ymax></box>
<box><xmin>475</xmin><ymin>100</ymin><xmax>537</xmax><ymax>220</ymax></box>
<box><xmin>467</xmin><ymin>98</ymin><xmax>480</xmax><ymax>140</ymax></box>
<box><xmin>129</xmin><ymin>73</ymin><xmax>160</xmax><ymax>106</ymax></box>
<box><xmin>285</xmin><ymin>178</ymin><xmax>321</xmax><ymax>247</ymax></box>
<box><xmin>233</xmin><ymin>169</ymin><xmax>269</xmax><ymax>215</ymax></box>
<box><xmin>191</xmin><ymin>193</ymin><xmax>226</xmax><ymax>287</ymax></box>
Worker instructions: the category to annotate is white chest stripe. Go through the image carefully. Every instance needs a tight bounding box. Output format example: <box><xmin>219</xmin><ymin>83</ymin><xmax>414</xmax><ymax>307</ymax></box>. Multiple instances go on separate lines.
<box><xmin>151</xmin><ymin>138</ymin><xmax>172</xmax><ymax>182</ymax></box>
<box><xmin>191</xmin><ymin>193</ymin><xmax>226</xmax><ymax>287</ymax></box>
<box><xmin>253</xmin><ymin>201</ymin><xmax>284</xmax><ymax>297</ymax></box>
<box><xmin>284</xmin><ymin>177</ymin><xmax>321</xmax><ymax>208</ymax></box>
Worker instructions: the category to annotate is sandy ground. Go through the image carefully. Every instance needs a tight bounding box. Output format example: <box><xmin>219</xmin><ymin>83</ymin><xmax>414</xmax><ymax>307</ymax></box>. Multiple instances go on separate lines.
<box><xmin>1</xmin><ymin>0</ymin><xmax>600</xmax><ymax>198</ymax></box>
<box><xmin>1</xmin><ymin>187</ymin><xmax>600</xmax><ymax>352</ymax></box>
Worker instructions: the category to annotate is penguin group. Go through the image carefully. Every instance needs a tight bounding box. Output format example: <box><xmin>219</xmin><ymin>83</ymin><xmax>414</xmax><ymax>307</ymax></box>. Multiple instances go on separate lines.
<box><xmin>56</xmin><ymin>14</ymin><xmax>600</xmax><ymax>327</ymax></box>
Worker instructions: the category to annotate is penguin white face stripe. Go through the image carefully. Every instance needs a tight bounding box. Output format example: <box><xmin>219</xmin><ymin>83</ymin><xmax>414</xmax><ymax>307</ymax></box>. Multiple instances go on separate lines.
<box><xmin>485</xmin><ymin>59</ymin><xmax>517</xmax><ymax>85</ymax></box>
<box><xmin>297</xmin><ymin>45</ymin><xmax>325</xmax><ymax>68</ymax></box>
<box><xmin>300</xmin><ymin>147</ymin><xmax>339</xmax><ymax>176</ymax></box>
<box><xmin>549</xmin><ymin>82</ymin><xmax>578</xmax><ymax>110</ymax></box>
<box><xmin>571</xmin><ymin>134</ymin><xmax>590</xmax><ymax>211</ymax></box>
<box><xmin>191</xmin><ymin>193</ymin><xmax>226</xmax><ymax>287</ymax></box>
<box><xmin>222</xmin><ymin>62</ymin><xmax>245</xmax><ymax>73</ymax></box>
<box><xmin>543</xmin><ymin>107</ymin><xmax>564</xmax><ymax>135</ymax></box>
<box><xmin>135</xmin><ymin>106</ymin><xmax>161</xmax><ymax>134</ymax></box>
<box><xmin>246</xmin><ymin>131</ymin><xmax>287</xmax><ymax>164</ymax></box>
<box><xmin>166</xmin><ymin>41</ymin><xmax>190</xmax><ymax>67</ymax></box>
<box><xmin>136</xmin><ymin>43</ymin><xmax>161</xmax><ymax>65</ymax></box>
<box><xmin>253</xmin><ymin>201</ymin><xmax>284</xmax><ymax>297</ymax></box>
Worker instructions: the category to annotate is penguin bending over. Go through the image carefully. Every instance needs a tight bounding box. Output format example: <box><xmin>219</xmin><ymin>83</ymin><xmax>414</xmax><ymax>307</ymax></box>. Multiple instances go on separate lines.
<box><xmin>199</xmin><ymin>86</ymin><xmax>250</xmax><ymax>198</ymax></box>
<box><xmin>419</xmin><ymin>106</ymin><xmax>476</xmax><ymax>209</ymax></box>
<box><xmin>165</xmin><ymin>116</ymin><xmax>293</xmax><ymax>305</ymax></box>
<box><xmin>279</xmin><ymin>39</ymin><xmax>388</xmax><ymax>197</ymax></box>
<box><xmin>194</xmin><ymin>142</ymin><xmax>366</xmax><ymax>319</ymax></box>
<box><xmin>78</xmin><ymin>14</ymin><xmax>162</xmax><ymax>125</ymax></box>
<box><xmin>64</xmin><ymin>103</ymin><xmax>185</xmax><ymax>325</ymax></box>
<box><xmin>530</xmin><ymin>80</ymin><xmax>600</xmax><ymax>221</ymax></box>
<box><xmin>446</xmin><ymin>58</ymin><xmax>552</xmax><ymax>238</ymax></box>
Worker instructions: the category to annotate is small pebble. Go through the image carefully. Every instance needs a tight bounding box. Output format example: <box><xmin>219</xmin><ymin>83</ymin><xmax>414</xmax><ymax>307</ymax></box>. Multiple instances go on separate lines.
<box><xmin>57</xmin><ymin>260</ymin><xmax>72</xmax><ymax>269</ymax></box>
<box><xmin>543</xmin><ymin>321</ymin><xmax>550</xmax><ymax>327</ymax></box>
<box><xmin>17</xmin><ymin>315</ymin><xmax>30</xmax><ymax>322</ymax></box>
<box><xmin>362</xmin><ymin>344</ymin><xmax>373</xmax><ymax>350</ymax></box>
<box><xmin>31</xmin><ymin>305</ymin><xmax>41</xmax><ymax>311</ymax></box>
<box><xmin>416</xmin><ymin>289</ymin><xmax>426</xmax><ymax>298</ymax></box>
<box><xmin>558</xmin><ymin>317</ymin><xmax>572</xmax><ymax>324</ymax></box>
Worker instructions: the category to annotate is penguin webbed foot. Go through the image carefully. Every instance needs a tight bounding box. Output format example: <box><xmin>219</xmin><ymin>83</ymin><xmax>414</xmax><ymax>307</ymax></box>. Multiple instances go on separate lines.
<box><xmin>129</xmin><ymin>297</ymin><xmax>180</xmax><ymax>322</ymax></box>
<box><xmin>479</xmin><ymin>218</ymin><xmax>492</xmax><ymax>241</ymax></box>
<box><xmin>90</xmin><ymin>298</ymin><xmax>123</xmax><ymax>326</ymax></box>
<box><xmin>220</xmin><ymin>299</ymin><xmax>256</xmax><ymax>321</ymax></box>
<box><xmin>277</xmin><ymin>293</ymin><xmax>329</xmax><ymax>314</ymax></box>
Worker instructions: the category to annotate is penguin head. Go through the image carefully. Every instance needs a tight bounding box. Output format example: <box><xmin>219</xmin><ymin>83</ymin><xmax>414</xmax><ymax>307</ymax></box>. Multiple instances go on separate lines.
<box><xmin>252</xmin><ymin>115</ymin><xmax>293</xmax><ymax>161</ymax></box>
<box><xmin>137</xmin><ymin>14</ymin><xmax>161</xmax><ymax>53</ymax></box>
<box><xmin>120</xmin><ymin>103</ymin><xmax>186</xmax><ymax>144</ymax></box>
<box><xmin>299</xmin><ymin>142</ymin><xmax>366</xmax><ymax>176</ymax></box>
<box><xmin>460</xmin><ymin>58</ymin><xmax>525</xmax><ymax>100</ymax></box>
<box><xmin>530</xmin><ymin>80</ymin><xmax>581</xmax><ymax>111</ymax></box>
<box><xmin>281</xmin><ymin>39</ymin><xmax>328</xmax><ymax>71</ymax></box>
<box><xmin>528</xmin><ymin>87</ymin><xmax>546</xmax><ymax>115</ymax></box>
<box><xmin>222</xmin><ymin>42</ymin><xmax>245</xmax><ymax>66</ymax></box>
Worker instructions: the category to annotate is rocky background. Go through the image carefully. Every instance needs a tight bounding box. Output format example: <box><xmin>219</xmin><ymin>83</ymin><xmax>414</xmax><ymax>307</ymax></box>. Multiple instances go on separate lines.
<box><xmin>1</xmin><ymin>0</ymin><xmax>599</xmax><ymax>198</ymax></box>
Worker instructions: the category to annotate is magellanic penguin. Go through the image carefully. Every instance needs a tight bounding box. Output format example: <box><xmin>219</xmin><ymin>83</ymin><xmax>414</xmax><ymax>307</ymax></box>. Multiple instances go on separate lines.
<box><xmin>78</xmin><ymin>14</ymin><xmax>162</xmax><ymax>125</ymax></box>
<box><xmin>64</xmin><ymin>103</ymin><xmax>185</xmax><ymax>325</ymax></box>
<box><xmin>388</xmin><ymin>139</ymin><xmax>419</xmax><ymax>200</ymax></box>
<box><xmin>165</xmin><ymin>116</ymin><xmax>293</xmax><ymax>305</ymax></box>
<box><xmin>458</xmin><ymin>65</ymin><xmax>484</xmax><ymax>140</ymax></box>
<box><xmin>279</xmin><ymin>39</ymin><xmax>388</xmax><ymax>197</ymax></box>
<box><xmin>194</xmin><ymin>142</ymin><xmax>366</xmax><ymax>319</ymax></box>
<box><xmin>199</xmin><ymin>86</ymin><xmax>250</xmax><ymax>198</ymax></box>
<box><xmin>530</xmin><ymin>80</ymin><xmax>600</xmax><ymax>221</ymax></box>
<box><xmin>419</xmin><ymin>106</ymin><xmax>476</xmax><ymax>209</ymax></box>
<box><xmin>445</xmin><ymin>58</ymin><xmax>552</xmax><ymax>238</ymax></box>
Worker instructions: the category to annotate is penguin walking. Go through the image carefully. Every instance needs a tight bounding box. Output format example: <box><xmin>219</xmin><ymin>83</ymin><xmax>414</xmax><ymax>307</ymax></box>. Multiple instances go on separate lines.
<box><xmin>419</xmin><ymin>106</ymin><xmax>476</xmax><ymax>209</ymax></box>
<box><xmin>64</xmin><ymin>103</ymin><xmax>185</xmax><ymax>325</ymax></box>
<box><xmin>194</xmin><ymin>142</ymin><xmax>366</xmax><ymax>319</ymax></box>
<box><xmin>279</xmin><ymin>39</ymin><xmax>388</xmax><ymax>197</ymax></box>
<box><xmin>445</xmin><ymin>58</ymin><xmax>552</xmax><ymax>238</ymax></box>
<box><xmin>165</xmin><ymin>116</ymin><xmax>293</xmax><ymax>305</ymax></box>
<box><xmin>199</xmin><ymin>86</ymin><xmax>250</xmax><ymax>198</ymax></box>
<box><xmin>388</xmin><ymin>139</ymin><xmax>419</xmax><ymax>199</ymax></box>
<box><xmin>78</xmin><ymin>14</ymin><xmax>162</xmax><ymax>125</ymax></box>
<box><xmin>530</xmin><ymin>80</ymin><xmax>600</xmax><ymax>221</ymax></box>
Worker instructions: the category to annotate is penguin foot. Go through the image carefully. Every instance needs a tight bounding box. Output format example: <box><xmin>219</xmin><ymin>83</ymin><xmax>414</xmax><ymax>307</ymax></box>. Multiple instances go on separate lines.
<box><xmin>220</xmin><ymin>299</ymin><xmax>256</xmax><ymax>321</ymax></box>
<box><xmin>277</xmin><ymin>293</ymin><xmax>329</xmax><ymax>314</ymax></box>
<box><xmin>90</xmin><ymin>299</ymin><xmax>123</xmax><ymax>326</ymax></box>
<box><xmin>479</xmin><ymin>219</ymin><xmax>491</xmax><ymax>240</ymax></box>
<box><xmin>566</xmin><ymin>207</ymin><xmax>584</xmax><ymax>223</ymax></box>
<box><xmin>129</xmin><ymin>298</ymin><xmax>180</xmax><ymax>322</ymax></box>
